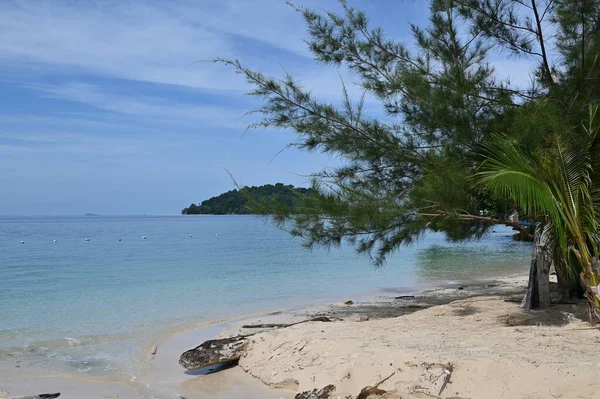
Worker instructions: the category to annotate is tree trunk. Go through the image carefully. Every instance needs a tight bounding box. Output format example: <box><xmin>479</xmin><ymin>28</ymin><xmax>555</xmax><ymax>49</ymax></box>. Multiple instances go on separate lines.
<box><xmin>521</xmin><ymin>223</ymin><xmax>553</xmax><ymax>310</ymax></box>
<box><xmin>554</xmin><ymin>256</ymin><xmax>570</xmax><ymax>299</ymax></box>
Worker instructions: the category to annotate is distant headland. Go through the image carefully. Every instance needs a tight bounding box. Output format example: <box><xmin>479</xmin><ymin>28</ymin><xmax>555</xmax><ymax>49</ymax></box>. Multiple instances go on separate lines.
<box><xmin>181</xmin><ymin>183</ymin><xmax>314</xmax><ymax>215</ymax></box>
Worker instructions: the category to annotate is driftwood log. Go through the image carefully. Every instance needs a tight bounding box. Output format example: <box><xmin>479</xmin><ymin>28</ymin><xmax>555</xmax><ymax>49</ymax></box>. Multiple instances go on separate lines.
<box><xmin>179</xmin><ymin>317</ymin><xmax>334</xmax><ymax>370</ymax></box>
<box><xmin>9</xmin><ymin>394</ymin><xmax>60</xmax><ymax>399</ymax></box>
<box><xmin>242</xmin><ymin>316</ymin><xmax>334</xmax><ymax>329</ymax></box>
<box><xmin>179</xmin><ymin>335</ymin><xmax>248</xmax><ymax>370</ymax></box>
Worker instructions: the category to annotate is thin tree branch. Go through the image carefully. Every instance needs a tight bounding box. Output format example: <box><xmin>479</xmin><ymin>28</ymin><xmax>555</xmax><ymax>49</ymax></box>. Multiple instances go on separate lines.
<box><xmin>418</xmin><ymin>212</ymin><xmax>533</xmax><ymax>237</ymax></box>
<box><xmin>531</xmin><ymin>0</ymin><xmax>555</xmax><ymax>85</ymax></box>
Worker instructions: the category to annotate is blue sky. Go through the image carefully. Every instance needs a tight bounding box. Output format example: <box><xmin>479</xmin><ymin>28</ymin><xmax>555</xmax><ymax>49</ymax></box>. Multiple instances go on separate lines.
<box><xmin>0</xmin><ymin>0</ymin><xmax>533</xmax><ymax>215</ymax></box>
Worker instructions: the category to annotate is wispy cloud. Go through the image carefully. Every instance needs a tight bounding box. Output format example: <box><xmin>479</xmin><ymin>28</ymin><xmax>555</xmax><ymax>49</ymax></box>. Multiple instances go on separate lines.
<box><xmin>0</xmin><ymin>0</ymin><xmax>328</xmax><ymax>90</ymax></box>
<box><xmin>32</xmin><ymin>82</ymin><xmax>251</xmax><ymax>128</ymax></box>
<box><xmin>0</xmin><ymin>1</ymin><xmax>228</xmax><ymax>86</ymax></box>
<box><xmin>0</xmin><ymin>0</ymin><xmax>545</xmax><ymax>215</ymax></box>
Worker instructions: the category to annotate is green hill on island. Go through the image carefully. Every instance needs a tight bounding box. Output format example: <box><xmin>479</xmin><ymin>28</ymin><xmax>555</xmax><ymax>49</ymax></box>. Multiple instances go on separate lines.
<box><xmin>181</xmin><ymin>183</ymin><xmax>314</xmax><ymax>215</ymax></box>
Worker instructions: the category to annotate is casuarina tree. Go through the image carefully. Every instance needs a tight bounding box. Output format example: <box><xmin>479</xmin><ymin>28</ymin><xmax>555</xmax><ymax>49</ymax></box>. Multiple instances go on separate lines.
<box><xmin>216</xmin><ymin>0</ymin><xmax>600</xmax><ymax>311</ymax></box>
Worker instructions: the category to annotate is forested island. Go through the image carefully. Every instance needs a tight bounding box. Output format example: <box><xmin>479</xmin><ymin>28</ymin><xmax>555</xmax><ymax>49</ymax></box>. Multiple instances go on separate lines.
<box><xmin>181</xmin><ymin>183</ymin><xmax>314</xmax><ymax>215</ymax></box>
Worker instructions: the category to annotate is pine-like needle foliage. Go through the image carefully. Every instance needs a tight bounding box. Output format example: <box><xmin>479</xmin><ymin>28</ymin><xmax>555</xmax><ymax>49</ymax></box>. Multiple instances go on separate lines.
<box><xmin>216</xmin><ymin>0</ymin><xmax>600</xmax><ymax>266</ymax></box>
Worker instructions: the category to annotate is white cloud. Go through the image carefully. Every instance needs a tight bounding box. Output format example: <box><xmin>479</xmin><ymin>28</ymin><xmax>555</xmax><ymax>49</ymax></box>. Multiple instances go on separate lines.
<box><xmin>0</xmin><ymin>0</ymin><xmax>375</xmax><ymax>101</ymax></box>
<box><xmin>0</xmin><ymin>131</ymin><xmax>143</xmax><ymax>155</ymax></box>
<box><xmin>0</xmin><ymin>0</ymin><xmax>542</xmax><ymax>138</ymax></box>
<box><xmin>0</xmin><ymin>0</ymin><xmax>322</xmax><ymax>89</ymax></box>
<box><xmin>28</xmin><ymin>82</ymin><xmax>251</xmax><ymax>129</ymax></box>
<box><xmin>0</xmin><ymin>0</ymin><xmax>542</xmax><ymax>94</ymax></box>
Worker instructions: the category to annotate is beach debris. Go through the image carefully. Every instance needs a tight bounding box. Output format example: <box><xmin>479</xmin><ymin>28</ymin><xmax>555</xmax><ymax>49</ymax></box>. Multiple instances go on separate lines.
<box><xmin>374</xmin><ymin>369</ymin><xmax>401</xmax><ymax>388</ymax></box>
<box><xmin>426</xmin><ymin>363</ymin><xmax>454</xmax><ymax>397</ymax></box>
<box><xmin>395</xmin><ymin>295</ymin><xmax>415</xmax><ymax>300</ymax></box>
<box><xmin>181</xmin><ymin>317</ymin><xmax>336</xmax><ymax>370</ymax></box>
<box><xmin>355</xmin><ymin>368</ymin><xmax>401</xmax><ymax>398</ymax></box>
<box><xmin>118</xmin><ymin>239</ymin><xmax>122</xmax><ymax>242</ymax></box>
<box><xmin>242</xmin><ymin>316</ymin><xmax>334</xmax><ymax>329</ymax></box>
<box><xmin>504</xmin><ymin>297</ymin><xmax>523</xmax><ymax>303</ymax></box>
<box><xmin>7</xmin><ymin>394</ymin><xmax>60</xmax><ymax>399</ymax></box>
<box><xmin>20</xmin><ymin>240</ymin><xmax>24</xmax><ymax>244</ymax></box>
<box><xmin>179</xmin><ymin>335</ymin><xmax>249</xmax><ymax>370</ymax></box>
<box><xmin>437</xmin><ymin>363</ymin><xmax>453</xmax><ymax>396</ymax></box>
<box><xmin>344</xmin><ymin>300</ymin><xmax>354</xmax><ymax>305</ymax></box>
<box><xmin>84</xmin><ymin>238</ymin><xmax>90</xmax><ymax>242</ymax></box>
<box><xmin>146</xmin><ymin>345</ymin><xmax>158</xmax><ymax>360</ymax></box>
<box><xmin>142</xmin><ymin>236</ymin><xmax>147</xmax><ymax>240</ymax></box>
<box><xmin>294</xmin><ymin>384</ymin><xmax>335</xmax><ymax>399</ymax></box>
<box><xmin>189</xmin><ymin>234</ymin><xmax>193</xmax><ymax>237</ymax></box>
<box><xmin>53</xmin><ymin>240</ymin><xmax>57</xmax><ymax>243</ymax></box>
<box><xmin>356</xmin><ymin>386</ymin><xmax>387</xmax><ymax>399</ymax></box>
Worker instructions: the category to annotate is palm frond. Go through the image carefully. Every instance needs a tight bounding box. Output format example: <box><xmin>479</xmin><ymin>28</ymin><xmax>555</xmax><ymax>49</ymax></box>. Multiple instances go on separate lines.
<box><xmin>476</xmin><ymin>135</ymin><xmax>561</xmax><ymax>223</ymax></box>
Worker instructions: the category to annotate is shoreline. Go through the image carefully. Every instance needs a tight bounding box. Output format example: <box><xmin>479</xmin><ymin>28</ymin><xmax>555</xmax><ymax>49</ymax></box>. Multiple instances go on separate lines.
<box><xmin>230</xmin><ymin>275</ymin><xmax>600</xmax><ymax>399</ymax></box>
<box><xmin>3</xmin><ymin>271</ymin><xmax>571</xmax><ymax>399</ymax></box>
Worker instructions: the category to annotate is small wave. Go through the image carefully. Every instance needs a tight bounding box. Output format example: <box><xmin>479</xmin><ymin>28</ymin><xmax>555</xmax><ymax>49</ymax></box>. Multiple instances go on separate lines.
<box><xmin>11</xmin><ymin>332</ymin><xmax>138</xmax><ymax>353</ymax></box>
<box><xmin>64</xmin><ymin>337</ymin><xmax>81</xmax><ymax>347</ymax></box>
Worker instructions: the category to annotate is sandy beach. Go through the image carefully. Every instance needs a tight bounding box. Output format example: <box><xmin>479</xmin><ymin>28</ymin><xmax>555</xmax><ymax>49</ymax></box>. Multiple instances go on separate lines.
<box><xmin>7</xmin><ymin>0</ymin><xmax>600</xmax><ymax>397</ymax></box>
<box><xmin>235</xmin><ymin>276</ymin><xmax>600</xmax><ymax>398</ymax></box>
<box><xmin>3</xmin><ymin>273</ymin><xmax>599</xmax><ymax>399</ymax></box>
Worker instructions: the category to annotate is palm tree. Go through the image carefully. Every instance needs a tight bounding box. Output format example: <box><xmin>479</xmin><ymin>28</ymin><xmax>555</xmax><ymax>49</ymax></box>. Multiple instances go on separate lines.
<box><xmin>476</xmin><ymin>105</ymin><xmax>600</xmax><ymax>320</ymax></box>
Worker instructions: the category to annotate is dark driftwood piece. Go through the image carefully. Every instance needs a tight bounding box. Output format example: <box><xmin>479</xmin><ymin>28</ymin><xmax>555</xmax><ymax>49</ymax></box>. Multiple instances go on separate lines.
<box><xmin>294</xmin><ymin>385</ymin><xmax>336</xmax><ymax>399</ymax></box>
<box><xmin>180</xmin><ymin>317</ymin><xmax>335</xmax><ymax>370</ymax></box>
<box><xmin>357</xmin><ymin>387</ymin><xmax>387</xmax><ymax>399</ymax></box>
<box><xmin>9</xmin><ymin>394</ymin><xmax>60</xmax><ymax>399</ymax></box>
<box><xmin>242</xmin><ymin>316</ymin><xmax>333</xmax><ymax>329</ymax></box>
<box><xmin>179</xmin><ymin>335</ymin><xmax>249</xmax><ymax>370</ymax></box>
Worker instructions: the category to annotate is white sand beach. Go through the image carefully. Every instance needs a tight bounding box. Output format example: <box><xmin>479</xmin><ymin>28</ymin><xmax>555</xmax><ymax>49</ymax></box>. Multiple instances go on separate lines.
<box><xmin>238</xmin><ymin>280</ymin><xmax>600</xmax><ymax>398</ymax></box>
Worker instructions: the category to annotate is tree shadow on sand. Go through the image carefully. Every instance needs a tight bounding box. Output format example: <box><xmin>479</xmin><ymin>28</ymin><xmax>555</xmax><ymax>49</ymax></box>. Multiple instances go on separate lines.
<box><xmin>314</xmin><ymin>280</ymin><xmax>590</xmax><ymax>328</ymax></box>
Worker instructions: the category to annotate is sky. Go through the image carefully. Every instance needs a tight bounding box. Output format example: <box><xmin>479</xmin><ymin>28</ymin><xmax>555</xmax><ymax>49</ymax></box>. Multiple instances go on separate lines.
<box><xmin>0</xmin><ymin>0</ymin><xmax>534</xmax><ymax>216</ymax></box>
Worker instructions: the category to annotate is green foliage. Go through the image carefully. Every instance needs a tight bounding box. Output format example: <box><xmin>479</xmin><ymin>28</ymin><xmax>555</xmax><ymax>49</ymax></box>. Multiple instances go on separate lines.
<box><xmin>477</xmin><ymin>105</ymin><xmax>600</xmax><ymax>310</ymax></box>
<box><xmin>217</xmin><ymin>0</ymin><xmax>600</xmax><ymax>265</ymax></box>
<box><xmin>181</xmin><ymin>183</ymin><xmax>315</xmax><ymax>215</ymax></box>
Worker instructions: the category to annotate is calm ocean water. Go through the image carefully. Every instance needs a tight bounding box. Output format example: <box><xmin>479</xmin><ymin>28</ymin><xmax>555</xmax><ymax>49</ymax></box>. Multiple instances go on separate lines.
<box><xmin>0</xmin><ymin>215</ymin><xmax>531</xmax><ymax>380</ymax></box>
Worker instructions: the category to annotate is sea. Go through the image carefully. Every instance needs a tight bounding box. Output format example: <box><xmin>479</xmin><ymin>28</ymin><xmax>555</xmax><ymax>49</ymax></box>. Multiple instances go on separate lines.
<box><xmin>0</xmin><ymin>215</ymin><xmax>531</xmax><ymax>383</ymax></box>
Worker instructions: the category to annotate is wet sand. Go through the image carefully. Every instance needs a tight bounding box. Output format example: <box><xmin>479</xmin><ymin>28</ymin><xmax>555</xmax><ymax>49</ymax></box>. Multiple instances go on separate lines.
<box><xmin>143</xmin><ymin>322</ymin><xmax>294</xmax><ymax>399</ymax></box>
<box><xmin>0</xmin><ymin>320</ymin><xmax>295</xmax><ymax>399</ymax></box>
<box><xmin>0</xmin><ymin>375</ymin><xmax>140</xmax><ymax>399</ymax></box>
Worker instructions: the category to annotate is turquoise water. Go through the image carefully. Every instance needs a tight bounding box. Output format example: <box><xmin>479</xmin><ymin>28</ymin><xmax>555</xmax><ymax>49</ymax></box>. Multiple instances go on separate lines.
<box><xmin>0</xmin><ymin>215</ymin><xmax>531</xmax><ymax>379</ymax></box>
